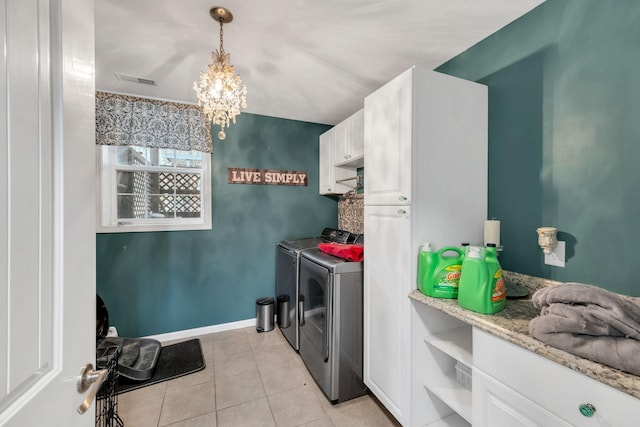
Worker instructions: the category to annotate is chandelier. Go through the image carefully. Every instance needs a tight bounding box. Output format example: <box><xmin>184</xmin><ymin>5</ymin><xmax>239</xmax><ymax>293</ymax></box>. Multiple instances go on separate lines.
<box><xmin>193</xmin><ymin>7</ymin><xmax>247</xmax><ymax>140</ymax></box>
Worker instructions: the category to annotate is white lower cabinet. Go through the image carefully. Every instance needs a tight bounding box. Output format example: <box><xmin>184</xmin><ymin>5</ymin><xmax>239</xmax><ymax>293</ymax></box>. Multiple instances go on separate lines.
<box><xmin>408</xmin><ymin>308</ymin><xmax>640</xmax><ymax>426</ymax></box>
<box><xmin>473</xmin><ymin>369</ymin><xmax>571</xmax><ymax>427</ymax></box>
<box><xmin>474</xmin><ymin>328</ymin><xmax>640</xmax><ymax>427</ymax></box>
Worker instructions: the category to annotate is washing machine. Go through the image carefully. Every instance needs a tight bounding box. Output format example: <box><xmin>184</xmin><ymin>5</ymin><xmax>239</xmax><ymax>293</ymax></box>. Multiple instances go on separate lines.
<box><xmin>276</xmin><ymin>228</ymin><xmax>353</xmax><ymax>351</ymax></box>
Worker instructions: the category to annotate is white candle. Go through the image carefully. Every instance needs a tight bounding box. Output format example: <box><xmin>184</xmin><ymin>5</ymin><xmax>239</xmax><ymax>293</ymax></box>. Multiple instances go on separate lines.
<box><xmin>484</xmin><ymin>220</ymin><xmax>500</xmax><ymax>246</ymax></box>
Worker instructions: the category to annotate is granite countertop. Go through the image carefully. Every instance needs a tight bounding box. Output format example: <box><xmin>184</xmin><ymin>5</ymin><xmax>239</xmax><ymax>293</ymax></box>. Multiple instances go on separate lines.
<box><xmin>408</xmin><ymin>271</ymin><xmax>640</xmax><ymax>400</ymax></box>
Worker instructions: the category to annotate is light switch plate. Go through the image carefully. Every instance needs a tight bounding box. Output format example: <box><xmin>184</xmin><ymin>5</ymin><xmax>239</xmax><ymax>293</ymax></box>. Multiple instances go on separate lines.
<box><xmin>545</xmin><ymin>241</ymin><xmax>565</xmax><ymax>267</ymax></box>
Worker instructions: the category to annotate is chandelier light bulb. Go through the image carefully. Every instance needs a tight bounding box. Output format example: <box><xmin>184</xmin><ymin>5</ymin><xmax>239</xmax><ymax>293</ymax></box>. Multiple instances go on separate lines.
<box><xmin>193</xmin><ymin>7</ymin><xmax>247</xmax><ymax>140</ymax></box>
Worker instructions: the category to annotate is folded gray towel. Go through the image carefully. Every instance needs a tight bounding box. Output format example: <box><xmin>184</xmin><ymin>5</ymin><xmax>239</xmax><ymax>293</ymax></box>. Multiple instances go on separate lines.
<box><xmin>529</xmin><ymin>320</ymin><xmax>640</xmax><ymax>376</ymax></box>
<box><xmin>532</xmin><ymin>283</ymin><xmax>640</xmax><ymax>340</ymax></box>
<box><xmin>529</xmin><ymin>283</ymin><xmax>640</xmax><ymax>375</ymax></box>
<box><xmin>538</xmin><ymin>304</ymin><xmax>626</xmax><ymax>337</ymax></box>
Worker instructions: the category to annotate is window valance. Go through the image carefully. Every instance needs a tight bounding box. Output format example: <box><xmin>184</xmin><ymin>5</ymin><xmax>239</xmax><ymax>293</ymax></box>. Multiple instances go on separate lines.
<box><xmin>95</xmin><ymin>91</ymin><xmax>212</xmax><ymax>153</ymax></box>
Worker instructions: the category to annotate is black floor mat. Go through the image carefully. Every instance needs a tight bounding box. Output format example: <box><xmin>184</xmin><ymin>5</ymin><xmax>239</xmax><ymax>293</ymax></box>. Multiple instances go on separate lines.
<box><xmin>117</xmin><ymin>338</ymin><xmax>205</xmax><ymax>394</ymax></box>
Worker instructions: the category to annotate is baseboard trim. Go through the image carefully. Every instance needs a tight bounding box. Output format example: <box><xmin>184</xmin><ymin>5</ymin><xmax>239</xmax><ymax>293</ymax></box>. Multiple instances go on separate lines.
<box><xmin>144</xmin><ymin>318</ymin><xmax>256</xmax><ymax>342</ymax></box>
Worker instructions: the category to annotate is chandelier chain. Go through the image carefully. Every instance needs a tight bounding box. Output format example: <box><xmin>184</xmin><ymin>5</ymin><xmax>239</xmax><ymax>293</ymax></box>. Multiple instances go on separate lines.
<box><xmin>219</xmin><ymin>19</ymin><xmax>224</xmax><ymax>54</ymax></box>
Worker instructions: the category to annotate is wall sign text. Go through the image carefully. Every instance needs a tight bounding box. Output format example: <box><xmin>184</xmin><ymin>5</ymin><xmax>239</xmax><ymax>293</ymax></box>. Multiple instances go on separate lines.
<box><xmin>228</xmin><ymin>167</ymin><xmax>308</xmax><ymax>186</ymax></box>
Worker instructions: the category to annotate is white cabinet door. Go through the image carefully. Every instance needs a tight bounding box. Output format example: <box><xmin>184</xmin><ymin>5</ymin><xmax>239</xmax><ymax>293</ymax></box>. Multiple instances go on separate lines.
<box><xmin>363</xmin><ymin>205</ymin><xmax>412</xmax><ymax>425</ymax></box>
<box><xmin>332</xmin><ymin>120</ymin><xmax>350</xmax><ymax>164</ymax></box>
<box><xmin>474</xmin><ymin>369</ymin><xmax>572</xmax><ymax>427</ymax></box>
<box><xmin>319</xmin><ymin>130</ymin><xmax>335</xmax><ymax>194</ymax></box>
<box><xmin>333</xmin><ymin>109</ymin><xmax>365</xmax><ymax>167</ymax></box>
<box><xmin>349</xmin><ymin>108</ymin><xmax>365</xmax><ymax>162</ymax></box>
<box><xmin>334</xmin><ymin>109</ymin><xmax>364</xmax><ymax>166</ymax></box>
<box><xmin>364</xmin><ymin>68</ymin><xmax>412</xmax><ymax>206</ymax></box>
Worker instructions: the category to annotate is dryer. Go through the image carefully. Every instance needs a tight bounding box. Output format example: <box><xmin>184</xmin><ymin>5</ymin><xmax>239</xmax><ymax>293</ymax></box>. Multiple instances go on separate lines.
<box><xmin>298</xmin><ymin>247</ymin><xmax>367</xmax><ymax>403</ymax></box>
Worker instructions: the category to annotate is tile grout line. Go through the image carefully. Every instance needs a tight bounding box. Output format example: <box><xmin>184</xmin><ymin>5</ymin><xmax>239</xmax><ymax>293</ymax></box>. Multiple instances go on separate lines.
<box><xmin>250</xmin><ymin>328</ymin><xmax>279</xmax><ymax>426</ymax></box>
<box><xmin>211</xmin><ymin>337</ymin><xmax>219</xmax><ymax>427</ymax></box>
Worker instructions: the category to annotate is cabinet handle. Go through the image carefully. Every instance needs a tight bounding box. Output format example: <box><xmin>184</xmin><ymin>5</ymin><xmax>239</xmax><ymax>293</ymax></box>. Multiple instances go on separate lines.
<box><xmin>398</xmin><ymin>195</ymin><xmax>407</xmax><ymax>201</ymax></box>
<box><xmin>579</xmin><ymin>403</ymin><xmax>596</xmax><ymax>417</ymax></box>
<box><xmin>397</xmin><ymin>209</ymin><xmax>407</xmax><ymax>216</ymax></box>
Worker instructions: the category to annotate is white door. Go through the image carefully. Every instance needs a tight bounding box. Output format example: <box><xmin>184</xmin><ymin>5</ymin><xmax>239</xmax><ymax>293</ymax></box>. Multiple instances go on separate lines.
<box><xmin>0</xmin><ymin>0</ymin><xmax>95</xmax><ymax>426</ymax></box>
<box><xmin>363</xmin><ymin>205</ymin><xmax>412</xmax><ymax>425</ymax></box>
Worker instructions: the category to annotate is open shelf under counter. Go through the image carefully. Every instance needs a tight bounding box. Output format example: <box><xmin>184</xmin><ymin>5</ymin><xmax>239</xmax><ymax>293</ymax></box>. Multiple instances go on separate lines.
<box><xmin>423</xmin><ymin>325</ymin><xmax>472</xmax><ymax>367</ymax></box>
<box><xmin>422</xmin><ymin>369</ymin><xmax>472</xmax><ymax>424</ymax></box>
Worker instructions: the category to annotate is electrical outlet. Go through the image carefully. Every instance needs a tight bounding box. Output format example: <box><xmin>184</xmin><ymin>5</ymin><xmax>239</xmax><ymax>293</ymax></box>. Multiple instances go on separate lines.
<box><xmin>545</xmin><ymin>241</ymin><xmax>565</xmax><ymax>267</ymax></box>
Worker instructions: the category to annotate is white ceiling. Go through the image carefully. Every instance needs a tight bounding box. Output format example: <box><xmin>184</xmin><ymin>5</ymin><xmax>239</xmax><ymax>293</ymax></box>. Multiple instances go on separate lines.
<box><xmin>96</xmin><ymin>0</ymin><xmax>544</xmax><ymax>125</ymax></box>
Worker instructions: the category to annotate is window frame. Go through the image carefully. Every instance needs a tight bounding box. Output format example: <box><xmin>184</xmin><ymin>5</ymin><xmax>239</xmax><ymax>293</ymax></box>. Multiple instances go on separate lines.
<box><xmin>96</xmin><ymin>145</ymin><xmax>212</xmax><ymax>233</ymax></box>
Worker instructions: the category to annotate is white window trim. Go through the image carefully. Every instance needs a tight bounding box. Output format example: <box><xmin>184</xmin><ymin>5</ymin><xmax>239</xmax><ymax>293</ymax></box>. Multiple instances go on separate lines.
<box><xmin>96</xmin><ymin>145</ymin><xmax>212</xmax><ymax>233</ymax></box>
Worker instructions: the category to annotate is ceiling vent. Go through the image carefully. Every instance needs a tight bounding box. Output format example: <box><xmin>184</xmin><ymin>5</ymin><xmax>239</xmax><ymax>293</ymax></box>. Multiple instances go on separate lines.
<box><xmin>114</xmin><ymin>72</ymin><xmax>157</xmax><ymax>86</ymax></box>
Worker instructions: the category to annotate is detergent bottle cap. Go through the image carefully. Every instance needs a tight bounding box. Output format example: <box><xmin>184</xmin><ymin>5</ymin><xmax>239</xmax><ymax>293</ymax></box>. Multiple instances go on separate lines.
<box><xmin>467</xmin><ymin>245</ymin><xmax>484</xmax><ymax>259</ymax></box>
<box><xmin>420</xmin><ymin>242</ymin><xmax>433</xmax><ymax>252</ymax></box>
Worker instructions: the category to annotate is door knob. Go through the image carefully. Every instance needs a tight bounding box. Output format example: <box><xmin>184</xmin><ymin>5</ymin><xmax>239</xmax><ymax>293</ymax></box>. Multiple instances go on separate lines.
<box><xmin>76</xmin><ymin>363</ymin><xmax>108</xmax><ymax>414</ymax></box>
<box><xmin>579</xmin><ymin>403</ymin><xmax>596</xmax><ymax>417</ymax></box>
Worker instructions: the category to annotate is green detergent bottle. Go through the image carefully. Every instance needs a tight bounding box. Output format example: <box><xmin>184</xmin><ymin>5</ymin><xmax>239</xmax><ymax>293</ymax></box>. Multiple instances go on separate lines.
<box><xmin>485</xmin><ymin>243</ymin><xmax>506</xmax><ymax>313</ymax></box>
<box><xmin>458</xmin><ymin>245</ymin><xmax>506</xmax><ymax>314</ymax></box>
<box><xmin>418</xmin><ymin>245</ymin><xmax>464</xmax><ymax>298</ymax></box>
<box><xmin>417</xmin><ymin>243</ymin><xmax>437</xmax><ymax>294</ymax></box>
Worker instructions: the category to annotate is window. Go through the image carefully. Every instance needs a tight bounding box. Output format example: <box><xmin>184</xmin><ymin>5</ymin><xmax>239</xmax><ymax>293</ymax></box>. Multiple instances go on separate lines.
<box><xmin>97</xmin><ymin>145</ymin><xmax>211</xmax><ymax>232</ymax></box>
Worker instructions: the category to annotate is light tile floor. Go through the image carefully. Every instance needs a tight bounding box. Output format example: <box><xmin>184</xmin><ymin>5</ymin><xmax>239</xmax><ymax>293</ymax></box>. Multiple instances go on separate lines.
<box><xmin>117</xmin><ymin>327</ymin><xmax>401</xmax><ymax>427</ymax></box>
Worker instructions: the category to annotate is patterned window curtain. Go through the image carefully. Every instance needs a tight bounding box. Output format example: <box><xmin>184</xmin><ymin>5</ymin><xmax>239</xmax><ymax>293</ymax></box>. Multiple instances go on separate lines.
<box><xmin>95</xmin><ymin>91</ymin><xmax>212</xmax><ymax>153</ymax></box>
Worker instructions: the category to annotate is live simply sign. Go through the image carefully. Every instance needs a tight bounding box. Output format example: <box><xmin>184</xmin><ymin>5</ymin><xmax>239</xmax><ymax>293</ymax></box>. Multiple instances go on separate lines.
<box><xmin>228</xmin><ymin>167</ymin><xmax>308</xmax><ymax>186</ymax></box>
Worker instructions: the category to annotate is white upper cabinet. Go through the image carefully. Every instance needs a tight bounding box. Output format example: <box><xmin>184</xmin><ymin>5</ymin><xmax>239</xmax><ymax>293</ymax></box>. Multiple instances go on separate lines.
<box><xmin>334</xmin><ymin>109</ymin><xmax>364</xmax><ymax>167</ymax></box>
<box><xmin>364</xmin><ymin>69</ymin><xmax>413</xmax><ymax>206</ymax></box>
<box><xmin>319</xmin><ymin>129</ymin><xmax>354</xmax><ymax>195</ymax></box>
<box><xmin>364</xmin><ymin>67</ymin><xmax>489</xmax><ymax>211</ymax></box>
<box><xmin>319</xmin><ymin>108</ymin><xmax>364</xmax><ymax>195</ymax></box>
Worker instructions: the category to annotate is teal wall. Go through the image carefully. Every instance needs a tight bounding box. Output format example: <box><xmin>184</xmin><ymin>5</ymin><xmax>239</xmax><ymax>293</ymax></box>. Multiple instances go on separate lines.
<box><xmin>437</xmin><ymin>0</ymin><xmax>640</xmax><ymax>295</ymax></box>
<box><xmin>96</xmin><ymin>113</ymin><xmax>336</xmax><ymax>337</ymax></box>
